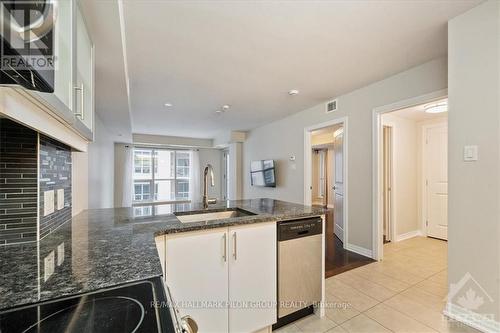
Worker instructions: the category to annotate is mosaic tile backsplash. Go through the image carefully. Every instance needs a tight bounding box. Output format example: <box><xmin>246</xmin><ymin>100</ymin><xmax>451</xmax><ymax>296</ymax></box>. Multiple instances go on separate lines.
<box><xmin>0</xmin><ymin>119</ymin><xmax>38</xmax><ymax>245</ymax></box>
<box><xmin>39</xmin><ymin>135</ymin><xmax>72</xmax><ymax>239</ymax></box>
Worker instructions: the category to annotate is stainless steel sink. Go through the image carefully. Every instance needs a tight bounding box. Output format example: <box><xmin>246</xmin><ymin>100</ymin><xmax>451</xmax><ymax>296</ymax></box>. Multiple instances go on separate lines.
<box><xmin>175</xmin><ymin>208</ymin><xmax>256</xmax><ymax>223</ymax></box>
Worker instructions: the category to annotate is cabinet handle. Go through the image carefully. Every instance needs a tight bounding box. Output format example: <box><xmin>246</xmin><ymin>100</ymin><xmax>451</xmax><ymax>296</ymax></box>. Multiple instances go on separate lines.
<box><xmin>222</xmin><ymin>233</ymin><xmax>227</xmax><ymax>262</ymax></box>
<box><xmin>74</xmin><ymin>84</ymin><xmax>84</xmax><ymax>120</ymax></box>
<box><xmin>232</xmin><ymin>232</ymin><xmax>237</xmax><ymax>260</ymax></box>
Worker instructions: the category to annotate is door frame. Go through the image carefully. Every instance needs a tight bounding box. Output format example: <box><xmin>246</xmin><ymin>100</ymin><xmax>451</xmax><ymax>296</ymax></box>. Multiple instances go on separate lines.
<box><xmin>372</xmin><ymin>89</ymin><xmax>447</xmax><ymax>261</ymax></box>
<box><xmin>304</xmin><ymin>117</ymin><xmax>348</xmax><ymax>247</ymax></box>
<box><xmin>382</xmin><ymin>124</ymin><xmax>395</xmax><ymax>243</ymax></box>
<box><xmin>421</xmin><ymin>121</ymin><xmax>448</xmax><ymax>238</ymax></box>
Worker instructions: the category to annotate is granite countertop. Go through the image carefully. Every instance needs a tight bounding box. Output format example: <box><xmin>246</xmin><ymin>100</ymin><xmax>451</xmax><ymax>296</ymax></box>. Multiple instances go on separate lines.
<box><xmin>0</xmin><ymin>198</ymin><xmax>326</xmax><ymax>312</ymax></box>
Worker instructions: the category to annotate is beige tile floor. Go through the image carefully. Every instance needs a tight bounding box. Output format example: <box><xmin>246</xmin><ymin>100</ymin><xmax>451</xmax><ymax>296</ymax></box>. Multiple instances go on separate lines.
<box><xmin>275</xmin><ymin>236</ymin><xmax>481</xmax><ymax>333</ymax></box>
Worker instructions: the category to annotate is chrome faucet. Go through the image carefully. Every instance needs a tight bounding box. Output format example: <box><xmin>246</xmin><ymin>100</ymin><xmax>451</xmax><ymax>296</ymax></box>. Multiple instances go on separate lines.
<box><xmin>203</xmin><ymin>164</ymin><xmax>217</xmax><ymax>208</ymax></box>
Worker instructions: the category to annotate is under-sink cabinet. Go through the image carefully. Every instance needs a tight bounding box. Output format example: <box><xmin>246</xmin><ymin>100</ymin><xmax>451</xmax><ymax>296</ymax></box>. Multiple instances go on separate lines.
<box><xmin>155</xmin><ymin>222</ymin><xmax>277</xmax><ymax>333</ymax></box>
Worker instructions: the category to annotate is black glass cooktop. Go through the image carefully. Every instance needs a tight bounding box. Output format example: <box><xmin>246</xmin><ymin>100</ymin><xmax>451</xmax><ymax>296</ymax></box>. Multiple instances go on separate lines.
<box><xmin>0</xmin><ymin>279</ymin><xmax>174</xmax><ymax>333</ymax></box>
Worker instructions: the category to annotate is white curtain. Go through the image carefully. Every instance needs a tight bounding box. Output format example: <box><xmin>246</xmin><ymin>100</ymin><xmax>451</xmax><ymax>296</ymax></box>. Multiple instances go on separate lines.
<box><xmin>121</xmin><ymin>145</ymin><xmax>133</xmax><ymax>207</ymax></box>
<box><xmin>189</xmin><ymin>149</ymin><xmax>201</xmax><ymax>202</ymax></box>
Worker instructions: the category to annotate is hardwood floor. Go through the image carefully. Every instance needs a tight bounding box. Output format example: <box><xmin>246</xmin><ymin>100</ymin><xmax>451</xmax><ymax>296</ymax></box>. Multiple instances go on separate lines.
<box><xmin>323</xmin><ymin>208</ymin><xmax>374</xmax><ymax>278</ymax></box>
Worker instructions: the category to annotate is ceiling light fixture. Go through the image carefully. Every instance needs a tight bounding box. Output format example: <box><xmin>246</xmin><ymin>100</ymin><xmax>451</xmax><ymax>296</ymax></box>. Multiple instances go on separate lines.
<box><xmin>424</xmin><ymin>101</ymin><xmax>448</xmax><ymax>114</ymax></box>
<box><xmin>288</xmin><ymin>89</ymin><xmax>299</xmax><ymax>96</ymax></box>
<box><xmin>164</xmin><ymin>103</ymin><xmax>173</xmax><ymax>107</ymax></box>
<box><xmin>216</xmin><ymin>105</ymin><xmax>230</xmax><ymax>114</ymax></box>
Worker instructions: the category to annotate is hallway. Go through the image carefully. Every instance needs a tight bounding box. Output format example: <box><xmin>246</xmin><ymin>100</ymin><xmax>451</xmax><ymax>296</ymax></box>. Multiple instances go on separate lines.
<box><xmin>324</xmin><ymin>209</ymin><xmax>374</xmax><ymax>278</ymax></box>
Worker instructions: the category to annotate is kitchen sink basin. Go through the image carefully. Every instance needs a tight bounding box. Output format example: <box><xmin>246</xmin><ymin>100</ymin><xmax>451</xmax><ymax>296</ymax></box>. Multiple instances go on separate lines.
<box><xmin>175</xmin><ymin>208</ymin><xmax>256</xmax><ymax>223</ymax></box>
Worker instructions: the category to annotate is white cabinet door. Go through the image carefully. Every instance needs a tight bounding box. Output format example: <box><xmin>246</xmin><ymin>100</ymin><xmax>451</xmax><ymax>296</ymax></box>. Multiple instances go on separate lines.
<box><xmin>53</xmin><ymin>0</ymin><xmax>74</xmax><ymax>111</ymax></box>
<box><xmin>154</xmin><ymin>235</ymin><xmax>166</xmax><ymax>281</ymax></box>
<box><xmin>228</xmin><ymin>222</ymin><xmax>276</xmax><ymax>333</ymax></box>
<box><xmin>166</xmin><ymin>229</ymin><xmax>229</xmax><ymax>333</ymax></box>
<box><xmin>75</xmin><ymin>2</ymin><xmax>94</xmax><ymax>133</ymax></box>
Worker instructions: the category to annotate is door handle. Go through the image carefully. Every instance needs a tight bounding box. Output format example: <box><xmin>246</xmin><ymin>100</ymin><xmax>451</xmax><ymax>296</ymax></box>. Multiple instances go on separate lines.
<box><xmin>222</xmin><ymin>233</ymin><xmax>227</xmax><ymax>262</ymax></box>
<box><xmin>332</xmin><ymin>186</ymin><xmax>337</xmax><ymax>190</ymax></box>
<box><xmin>74</xmin><ymin>84</ymin><xmax>84</xmax><ymax>119</ymax></box>
<box><xmin>232</xmin><ymin>232</ymin><xmax>237</xmax><ymax>260</ymax></box>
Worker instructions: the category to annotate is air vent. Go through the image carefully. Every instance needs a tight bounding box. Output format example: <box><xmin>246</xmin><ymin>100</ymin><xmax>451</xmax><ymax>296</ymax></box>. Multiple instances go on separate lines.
<box><xmin>326</xmin><ymin>99</ymin><xmax>338</xmax><ymax>113</ymax></box>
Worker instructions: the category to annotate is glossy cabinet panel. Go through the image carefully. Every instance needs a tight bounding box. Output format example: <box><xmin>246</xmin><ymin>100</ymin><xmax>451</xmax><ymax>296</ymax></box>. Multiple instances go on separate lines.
<box><xmin>75</xmin><ymin>3</ymin><xmax>94</xmax><ymax>133</ymax></box>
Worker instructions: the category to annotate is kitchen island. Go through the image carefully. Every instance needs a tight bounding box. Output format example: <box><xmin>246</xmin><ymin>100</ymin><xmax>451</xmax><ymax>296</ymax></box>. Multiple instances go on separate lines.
<box><xmin>0</xmin><ymin>198</ymin><xmax>327</xmax><ymax>332</ymax></box>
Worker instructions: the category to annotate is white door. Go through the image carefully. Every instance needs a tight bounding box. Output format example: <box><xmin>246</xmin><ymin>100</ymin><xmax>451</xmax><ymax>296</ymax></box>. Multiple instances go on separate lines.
<box><xmin>333</xmin><ymin>128</ymin><xmax>344</xmax><ymax>242</ymax></box>
<box><xmin>383</xmin><ymin>126</ymin><xmax>393</xmax><ymax>242</ymax></box>
<box><xmin>228</xmin><ymin>223</ymin><xmax>276</xmax><ymax>333</ymax></box>
<box><xmin>425</xmin><ymin>124</ymin><xmax>448</xmax><ymax>240</ymax></box>
<box><xmin>166</xmin><ymin>229</ymin><xmax>229</xmax><ymax>333</ymax></box>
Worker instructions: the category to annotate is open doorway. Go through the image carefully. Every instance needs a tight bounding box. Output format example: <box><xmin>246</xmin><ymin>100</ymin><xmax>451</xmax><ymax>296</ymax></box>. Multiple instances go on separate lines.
<box><xmin>310</xmin><ymin>125</ymin><xmax>345</xmax><ymax>242</ymax></box>
<box><xmin>305</xmin><ymin>118</ymin><xmax>373</xmax><ymax>277</ymax></box>
<box><xmin>376</xmin><ymin>95</ymin><xmax>448</xmax><ymax>260</ymax></box>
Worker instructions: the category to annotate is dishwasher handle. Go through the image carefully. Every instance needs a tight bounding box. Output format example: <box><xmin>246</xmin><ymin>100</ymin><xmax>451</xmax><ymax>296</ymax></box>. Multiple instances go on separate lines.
<box><xmin>278</xmin><ymin>217</ymin><xmax>322</xmax><ymax>241</ymax></box>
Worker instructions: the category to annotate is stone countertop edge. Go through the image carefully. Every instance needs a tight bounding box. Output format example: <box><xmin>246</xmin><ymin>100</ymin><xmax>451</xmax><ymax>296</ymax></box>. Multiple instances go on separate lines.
<box><xmin>0</xmin><ymin>198</ymin><xmax>328</xmax><ymax>312</ymax></box>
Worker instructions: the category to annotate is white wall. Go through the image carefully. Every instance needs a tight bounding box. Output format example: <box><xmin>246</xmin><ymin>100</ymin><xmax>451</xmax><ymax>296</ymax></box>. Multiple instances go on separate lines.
<box><xmin>133</xmin><ymin>133</ymin><xmax>213</xmax><ymax>148</ymax></box>
<box><xmin>198</xmin><ymin>148</ymin><xmax>223</xmax><ymax>200</ymax></box>
<box><xmin>243</xmin><ymin>57</ymin><xmax>447</xmax><ymax>250</ymax></box>
<box><xmin>228</xmin><ymin>142</ymin><xmax>243</xmax><ymax>200</ymax></box>
<box><xmin>72</xmin><ymin>150</ymin><xmax>89</xmax><ymax>216</ymax></box>
<box><xmin>381</xmin><ymin>113</ymin><xmax>419</xmax><ymax>237</ymax></box>
<box><xmin>448</xmin><ymin>0</ymin><xmax>500</xmax><ymax>324</ymax></box>
<box><xmin>113</xmin><ymin>143</ymin><xmax>129</xmax><ymax>208</ymax></box>
<box><xmin>88</xmin><ymin>115</ymin><xmax>115</xmax><ymax>209</ymax></box>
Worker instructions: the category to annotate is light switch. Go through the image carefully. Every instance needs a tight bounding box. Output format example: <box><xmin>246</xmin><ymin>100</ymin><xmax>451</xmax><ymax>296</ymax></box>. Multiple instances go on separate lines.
<box><xmin>44</xmin><ymin>251</ymin><xmax>55</xmax><ymax>282</ymax></box>
<box><xmin>57</xmin><ymin>242</ymin><xmax>65</xmax><ymax>266</ymax></box>
<box><xmin>44</xmin><ymin>190</ymin><xmax>55</xmax><ymax>216</ymax></box>
<box><xmin>464</xmin><ymin>145</ymin><xmax>478</xmax><ymax>162</ymax></box>
<box><xmin>57</xmin><ymin>189</ymin><xmax>64</xmax><ymax>210</ymax></box>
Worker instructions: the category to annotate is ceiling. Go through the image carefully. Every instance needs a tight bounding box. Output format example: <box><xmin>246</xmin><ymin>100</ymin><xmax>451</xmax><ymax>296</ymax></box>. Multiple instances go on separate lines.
<box><xmin>88</xmin><ymin>0</ymin><xmax>480</xmax><ymax>140</ymax></box>
<box><xmin>389</xmin><ymin>98</ymin><xmax>448</xmax><ymax>121</ymax></box>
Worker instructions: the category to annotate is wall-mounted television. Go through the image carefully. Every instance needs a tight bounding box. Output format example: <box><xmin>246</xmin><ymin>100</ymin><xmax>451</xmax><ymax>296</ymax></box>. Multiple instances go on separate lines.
<box><xmin>250</xmin><ymin>160</ymin><xmax>276</xmax><ymax>187</ymax></box>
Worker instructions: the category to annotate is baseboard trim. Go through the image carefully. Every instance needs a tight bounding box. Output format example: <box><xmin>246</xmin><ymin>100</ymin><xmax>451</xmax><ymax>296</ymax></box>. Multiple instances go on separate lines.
<box><xmin>395</xmin><ymin>230</ymin><xmax>423</xmax><ymax>242</ymax></box>
<box><xmin>334</xmin><ymin>224</ymin><xmax>344</xmax><ymax>242</ymax></box>
<box><xmin>443</xmin><ymin>302</ymin><xmax>500</xmax><ymax>333</ymax></box>
<box><xmin>346</xmin><ymin>243</ymin><xmax>373</xmax><ymax>258</ymax></box>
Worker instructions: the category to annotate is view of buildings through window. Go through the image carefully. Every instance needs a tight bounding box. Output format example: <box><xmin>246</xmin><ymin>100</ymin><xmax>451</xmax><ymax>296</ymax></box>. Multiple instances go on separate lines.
<box><xmin>133</xmin><ymin>148</ymin><xmax>191</xmax><ymax>202</ymax></box>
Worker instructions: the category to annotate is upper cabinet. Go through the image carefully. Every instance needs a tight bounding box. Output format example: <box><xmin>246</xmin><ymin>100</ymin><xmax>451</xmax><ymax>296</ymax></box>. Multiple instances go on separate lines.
<box><xmin>53</xmin><ymin>0</ymin><xmax>74</xmax><ymax>112</ymax></box>
<box><xmin>74</xmin><ymin>2</ymin><xmax>94</xmax><ymax>138</ymax></box>
<box><xmin>22</xmin><ymin>0</ymin><xmax>95</xmax><ymax>141</ymax></box>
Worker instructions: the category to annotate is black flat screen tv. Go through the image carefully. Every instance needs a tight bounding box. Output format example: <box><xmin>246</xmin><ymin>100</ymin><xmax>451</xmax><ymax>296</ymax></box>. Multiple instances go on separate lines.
<box><xmin>250</xmin><ymin>160</ymin><xmax>276</xmax><ymax>187</ymax></box>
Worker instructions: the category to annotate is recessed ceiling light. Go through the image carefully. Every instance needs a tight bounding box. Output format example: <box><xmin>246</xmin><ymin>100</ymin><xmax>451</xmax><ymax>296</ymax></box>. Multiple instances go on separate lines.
<box><xmin>424</xmin><ymin>101</ymin><xmax>448</xmax><ymax>114</ymax></box>
<box><xmin>164</xmin><ymin>103</ymin><xmax>173</xmax><ymax>107</ymax></box>
<box><xmin>288</xmin><ymin>89</ymin><xmax>299</xmax><ymax>96</ymax></box>
<box><xmin>216</xmin><ymin>105</ymin><xmax>230</xmax><ymax>114</ymax></box>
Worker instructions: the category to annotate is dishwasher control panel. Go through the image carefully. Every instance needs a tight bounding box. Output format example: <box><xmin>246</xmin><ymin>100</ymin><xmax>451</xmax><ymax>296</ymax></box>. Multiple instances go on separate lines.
<box><xmin>278</xmin><ymin>217</ymin><xmax>322</xmax><ymax>241</ymax></box>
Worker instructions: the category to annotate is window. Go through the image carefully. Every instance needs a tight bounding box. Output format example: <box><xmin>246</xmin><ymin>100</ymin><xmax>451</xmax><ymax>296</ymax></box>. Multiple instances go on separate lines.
<box><xmin>133</xmin><ymin>148</ymin><xmax>192</xmax><ymax>203</ymax></box>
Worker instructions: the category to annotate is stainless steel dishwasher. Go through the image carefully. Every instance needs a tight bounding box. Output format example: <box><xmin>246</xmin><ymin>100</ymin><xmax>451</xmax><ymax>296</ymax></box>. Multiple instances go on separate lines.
<box><xmin>275</xmin><ymin>217</ymin><xmax>323</xmax><ymax>329</ymax></box>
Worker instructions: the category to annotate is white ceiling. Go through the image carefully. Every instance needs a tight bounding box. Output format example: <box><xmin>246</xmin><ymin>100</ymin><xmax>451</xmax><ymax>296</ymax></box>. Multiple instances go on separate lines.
<box><xmin>93</xmin><ymin>0</ymin><xmax>480</xmax><ymax>139</ymax></box>
<box><xmin>389</xmin><ymin>98</ymin><xmax>448</xmax><ymax>121</ymax></box>
<box><xmin>81</xmin><ymin>0</ymin><xmax>132</xmax><ymax>142</ymax></box>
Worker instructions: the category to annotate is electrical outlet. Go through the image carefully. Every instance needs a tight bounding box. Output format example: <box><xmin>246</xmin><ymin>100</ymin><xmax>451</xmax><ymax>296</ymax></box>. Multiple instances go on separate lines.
<box><xmin>57</xmin><ymin>242</ymin><xmax>65</xmax><ymax>266</ymax></box>
<box><xmin>57</xmin><ymin>189</ymin><xmax>64</xmax><ymax>210</ymax></box>
<box><xmin>44</xmin><ymin>190</ymin><xmax>55</xmax><ymax>216</ymax></box>
<box><xmin>44</xmin><ymin>251</ymin><xmax>55</xmax><ymax>282</ymax></box>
